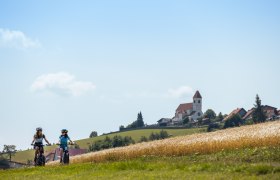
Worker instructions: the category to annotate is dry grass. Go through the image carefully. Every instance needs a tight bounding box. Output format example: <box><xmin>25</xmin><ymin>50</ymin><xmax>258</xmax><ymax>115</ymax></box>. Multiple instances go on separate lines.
<box><xmin>48</xmin><ymin>121</ymin><xmax>280</xmax><ymax>166</ymax></box>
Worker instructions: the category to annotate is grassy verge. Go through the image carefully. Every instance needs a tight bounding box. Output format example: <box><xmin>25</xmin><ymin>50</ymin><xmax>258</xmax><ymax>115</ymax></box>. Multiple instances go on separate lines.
<box><xmin>1</xmin><ymin>147</ymin><xmax>280</xmax><ymax>179</ymax></box>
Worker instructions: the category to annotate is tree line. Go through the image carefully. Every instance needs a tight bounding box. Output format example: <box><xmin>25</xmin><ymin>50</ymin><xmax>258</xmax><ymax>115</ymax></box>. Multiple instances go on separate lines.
<box><xmin>88</xmin><ymin>130</ymin><xmax>170</xmax><ymax>152</ymax></box>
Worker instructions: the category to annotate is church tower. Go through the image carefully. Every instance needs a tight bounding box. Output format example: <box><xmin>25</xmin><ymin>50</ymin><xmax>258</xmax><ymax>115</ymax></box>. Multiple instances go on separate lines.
<box><xmin>193</xmin><ymin>91</ymin><xmax>203</xmax><ymax>118</ymax></box>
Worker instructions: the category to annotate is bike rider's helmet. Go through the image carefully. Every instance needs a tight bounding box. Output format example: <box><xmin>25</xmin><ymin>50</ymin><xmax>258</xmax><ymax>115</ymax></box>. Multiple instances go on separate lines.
<box><xmin>36</xmin><ymin>127</ymin><xmax>42</xmax><ymax>131</ymax></box>
<box><xmin>61</xmin><ymin>129</ymin><xmax>68</xmax><ymax>133</ymax></box>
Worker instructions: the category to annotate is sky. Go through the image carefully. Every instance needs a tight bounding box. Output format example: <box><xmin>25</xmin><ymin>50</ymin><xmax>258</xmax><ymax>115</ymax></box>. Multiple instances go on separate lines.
<box><xmin>0</xmin><ymin>0</ymin><xmax>280</xmax><ymax>150</ymax></box>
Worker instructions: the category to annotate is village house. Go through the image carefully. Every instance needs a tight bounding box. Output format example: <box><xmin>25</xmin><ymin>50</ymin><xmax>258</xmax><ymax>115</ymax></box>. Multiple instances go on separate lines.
<box><xmin>223</xmin><ymin>108</ymin><xmax>247</xmax><ymax>121</ymax></box>
<box><xmin>157</xmin><ymin>118</ymin><xmax>172</xmax><ymax>127</ymax></box>
<box><xmin>228</xmin><ymin>105</ymin><xmax>278</xmax><ymax>122</ymax></box>
<box><xmin>171</xmin><ymin>91</ymin><xmax>203</xmax><ymax>125</ymax></box>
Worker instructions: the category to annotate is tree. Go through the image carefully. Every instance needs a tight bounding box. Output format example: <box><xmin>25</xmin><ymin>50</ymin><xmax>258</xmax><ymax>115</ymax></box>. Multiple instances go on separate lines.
<box><xmin>119</xmin><ymin>125</ymin><xmax>125</xmax><ymax>131</ymax></box>
<box><xmin>215</xmin><ymin>112</ymin><xmax>224</xmax><ymax>122</ymax></box>
<box><xmin>223</xmin><ymin>114</ymin><xmax>243</xmax><ymax>128</ymax></box>
<box><xmin>203</xmin><ymin>109</ymin><xmax>216</xmax><ymax>120</ymax></box>
<box><xmin>252</xmin><ymin>94</ymin><xmax>266</xmax><ymax>123</ymax></box>
<box><xmin>2</xmin><ymin>145</ymin><xmax>16</xmax><ymax>161</ymax></box>
<box><xmin>139</xmin><ymin>136</ymin><xmax>148</xmax><ymax>142</ymax></box>
<box><xmin>89</xmin><ymin>131</ymin><xmax>98</xmax><ymax>138</ymax></box>
<box><xmin>207</xmin><ymin>123</ymin><xmax>220</xmax><ymax>132</ymax></box>
<box><xmin>136</xmin><ymin>112</ymin><xmax>145</xmax><ymax>128</ymax></box>
<box><xmin>183</xmin><ymin>116</ymin><xmax>190</xmax><ymax>124</ymax></box>
<box><xmin>159</xmin><ymin>130</ymin><xmax>169</xmax><ymax>139</ymax></box>
<box><xmin>0</xmin><ymin>158</ymin><xmax>9</xmax><ymax>169</ymax></box>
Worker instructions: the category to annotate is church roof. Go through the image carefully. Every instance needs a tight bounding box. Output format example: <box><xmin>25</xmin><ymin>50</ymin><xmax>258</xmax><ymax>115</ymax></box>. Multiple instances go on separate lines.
<box><xmin>193</xmin><ymin>91</ymin><xmax>202</xmax><ymax>98</ymax></box>
<box><xmin>176</xmin><ymin>103</ymin><xmax>193</xmax><ymax>113</ymax></box>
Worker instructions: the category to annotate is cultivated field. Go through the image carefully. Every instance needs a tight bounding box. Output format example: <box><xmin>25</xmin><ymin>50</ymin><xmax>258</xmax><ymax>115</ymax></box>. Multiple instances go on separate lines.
<box><xmin>48</xmin><ymin>121</ymin><xmax>280</xmax><ymax>165</ymax></box>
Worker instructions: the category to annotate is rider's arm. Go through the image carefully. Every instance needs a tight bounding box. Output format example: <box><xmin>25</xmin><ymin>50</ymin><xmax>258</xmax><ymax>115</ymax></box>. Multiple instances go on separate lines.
<box><xmin>31</xmin><ymin>136</ymin><xmax>35</xmax><ymax>145</ymax></box>
<box><xmin>68</xmin><ymin>136</ymin><xmax>73</xmax><ymax>144</ymax></box>
<box><xmin>44</xmin><ymin>136</ymin><xmax>51</xmax><ymax>145</ymax></box>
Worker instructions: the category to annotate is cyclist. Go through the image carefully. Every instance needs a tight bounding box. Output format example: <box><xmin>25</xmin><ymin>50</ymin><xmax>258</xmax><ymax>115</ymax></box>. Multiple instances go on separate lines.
<box><xmin>59</xmin><ymin>129</ymin><xmax>74</xmax><ymax>163</ymax></box>
<box><xmin>31</xmin><ymin>127</ymin><xmax>51</xmax><ymax>163</ymax></box>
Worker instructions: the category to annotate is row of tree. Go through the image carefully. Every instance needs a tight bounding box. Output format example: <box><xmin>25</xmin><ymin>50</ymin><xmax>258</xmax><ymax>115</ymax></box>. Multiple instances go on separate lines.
<box><xmin>139</xmin><ymin>130</ymin><xmax>170</xmax><ymax>142</ymax></box>
<box><xmin>88</xmin><ymin>135</ymin><xmax>135</xmax><ymax>152</ymax></box>
<box><xmin>88</xmin><ymin>130</ymin><xmax>170</xmax><ymax>152</ymax></box>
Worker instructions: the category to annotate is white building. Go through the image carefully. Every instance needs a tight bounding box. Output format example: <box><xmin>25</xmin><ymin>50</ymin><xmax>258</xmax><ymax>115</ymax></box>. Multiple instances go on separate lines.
<box><xmin>172</xmin><ymin>91</ymin><xmax>203</xmax><ymax>124</ymax></box>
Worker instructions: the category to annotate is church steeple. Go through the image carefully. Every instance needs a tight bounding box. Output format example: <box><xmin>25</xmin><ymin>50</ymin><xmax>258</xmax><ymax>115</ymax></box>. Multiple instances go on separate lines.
<box><xmin>193</xmin><ymin>90</ymin><xmax>202</xmax><ymax>118</ymax></box>
<box><xmin>193</xmin><ymin>91</ymin><xmax>202</xmax><ymax>99</ymax></box>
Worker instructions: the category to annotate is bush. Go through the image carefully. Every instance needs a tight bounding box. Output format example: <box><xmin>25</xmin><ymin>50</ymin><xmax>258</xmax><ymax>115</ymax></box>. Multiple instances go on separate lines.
<box><xmin>0</xmin><ymin>158</ymin><xmax>9</xmax><ymax>169</ymax></box>
<box><xmin>149</xmin><ymin>131</ymin><xmax>169</xmax><ymax>141</ymax></box>
<box><xmin>89</xmin><ymin>136</ymin><xmax>135</xmax><ymax>152</ymax></box>
<box><xmin>207</xmin><ymin>123</ymin><xmax>220</xmax><ymax>132</ymax></box>
<box><xmin>139</xmin><ymin>136</ymin><xmax>148</xmax><ymax>143</ymax></box>
<box><xmin>224</xmin><ymin>114</ymin><xmax>243</xmax><ymax>129</ymax></box>
<box><xmin>89</xmin><ymin>131</ymin><xmax>98</xmax><ymax>138</ymax></box>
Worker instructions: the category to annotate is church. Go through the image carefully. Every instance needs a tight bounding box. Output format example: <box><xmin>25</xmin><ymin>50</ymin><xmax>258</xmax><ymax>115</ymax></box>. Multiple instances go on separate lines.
<box><xmin>172</xmin><ymin>91</ymin><xmax>203</xmax><ymax>124</ymax></box>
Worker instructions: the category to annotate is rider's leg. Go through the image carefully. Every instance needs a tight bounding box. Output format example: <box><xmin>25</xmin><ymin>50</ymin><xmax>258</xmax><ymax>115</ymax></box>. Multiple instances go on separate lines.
<box><xmin>34</xmin><ymin>146</ymin><xmax>39</xmax><ymax>162</ymax></box>
<box><xmin>60</xmin><ymin>148</ymin><xmax>63</xmax><ymax>163</ymax></box>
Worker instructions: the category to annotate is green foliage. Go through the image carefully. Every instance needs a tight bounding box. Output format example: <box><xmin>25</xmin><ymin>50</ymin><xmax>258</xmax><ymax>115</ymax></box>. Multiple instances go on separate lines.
<box><xmin>139</xmin><ymin>136</ymin><xmax>148</xmax><ymax>143</ymax></box>
<box><xmin>223</xmin><ymin>114</ymin><xmax>243</xmax><ymax>128</ymax></box>
<box><xmin>89</xmin><ymin>136</ymin><xmax>135</xmax><ymax>152</ymax></box>
<box><xmin>119</xmin><ymin>125</ymin><xmax>125</xmax><ymax>131</ymax></box>
<box><xmin>183</xmin><ymin>116</ymin><xmax>190</xmax><ymax>124</ymax></box>
<box><xmin>136</xmin><ymin>112</ymin><xmax>144</xmax><ymax>128</ymax></box>
<box><xmin>2</xmin><ymin>145</ymin><xmax>16</xmax><ymax>161</ymax></box>
<box><xmin>207</xmin><ymin>123</ymin><xmax>221</xmax><ymax>132</ymax></box>
<box><xmin>215</xmin><ymin>112</ymin><xmax>224</xmax><ymax>122</ymax></box>
<box><xmin>204</xmin><ymin>109</ymin><xmax>216</xmax><ymax>120</ymax></box>
<box><xmin>124</xmin><ymin>112</ymin><xmax>145</xmax><ymax>129</ymax></box>
<box><xmin>149</xmin><ymin>130</ymin><xmax>169</xmax><ymax>141</ymax></box>
<box><xmin>0</xmin><ymin>157</ymin><xmax>9</xmax><ymax>169</ymax></box>
<box><xmin>89</xmin><ymin>131</ymin><xmax>98</xmax><ymax>138</ymax></box>
<box><xmin>252</xmin><ymin>94</ymin><xmax>266</xmax><ymax>123</ymax></box>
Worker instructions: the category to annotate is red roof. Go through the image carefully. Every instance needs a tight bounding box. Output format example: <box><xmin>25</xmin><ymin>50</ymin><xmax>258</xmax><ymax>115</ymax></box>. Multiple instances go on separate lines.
<box><xmin>193</xmin><ymin>91</ymin><xmax>202</xmax><ymax>98</ymax></box>
<box><xmin>176</xmin><ymin>103</ymin><xmax>193</xmax><ymax>113</ymax></box>
<box><xmin>262</xmin><ymin>105</ymin><xmax>277</xmax><ymax>111</ymax></box>
<box><xmin>224</xmin><ymin>108</ymin><xmax>246</xmax><ymax>121</ymax></box>
<box><xmin>243</xmin><ymin>109</ymin><xmax>254</xmax><ymax>120</ymax></box>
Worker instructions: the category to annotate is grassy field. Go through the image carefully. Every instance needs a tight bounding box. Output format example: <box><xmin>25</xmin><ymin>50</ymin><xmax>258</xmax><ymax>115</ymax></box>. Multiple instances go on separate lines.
<box><xmin>12</xmin><ymin>127</ymin><xmax>206</xmax><ymax>163</ymax></box>
<box><xmin>1</xmin><ymin>147</ymin><xmax>280</xmax><ymax>179</ymax></box>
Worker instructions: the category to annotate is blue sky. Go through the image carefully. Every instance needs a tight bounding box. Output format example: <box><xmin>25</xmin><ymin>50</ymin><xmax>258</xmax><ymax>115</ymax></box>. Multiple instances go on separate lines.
<box><xmin>0</xmin><ymin>0</ymin><xmax>280</xmax><ymax>150</ymax></box>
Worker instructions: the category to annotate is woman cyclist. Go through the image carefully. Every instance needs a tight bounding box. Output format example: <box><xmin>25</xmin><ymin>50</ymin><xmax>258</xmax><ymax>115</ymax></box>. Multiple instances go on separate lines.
<box><xmin>31</xmin><ymin>127</ymin><xmax>51</xmax><ymax>163</ymax></box>
<box><xmin>59</xmin><ymin>129</ymin><xmax>74</xmax><ymax>163</ymax></box>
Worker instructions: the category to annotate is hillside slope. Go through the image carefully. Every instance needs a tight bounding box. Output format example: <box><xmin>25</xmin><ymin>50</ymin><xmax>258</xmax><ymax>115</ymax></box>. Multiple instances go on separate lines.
<box><xmin>48</xmin><ymin>121</ymin><xmax>280</xmax><ymax>166</ymax></box>
<box><xmin>12</xmin><ymin>127</ymin><xmax>206</xmax><ymax>163</ymax></box>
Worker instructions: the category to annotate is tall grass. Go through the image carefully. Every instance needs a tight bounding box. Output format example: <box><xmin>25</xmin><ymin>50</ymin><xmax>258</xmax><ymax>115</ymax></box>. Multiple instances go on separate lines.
<box><xmin>48</xmin><ymin>121</ymin><xmax>280</xmax><ymax>166</ymax></box>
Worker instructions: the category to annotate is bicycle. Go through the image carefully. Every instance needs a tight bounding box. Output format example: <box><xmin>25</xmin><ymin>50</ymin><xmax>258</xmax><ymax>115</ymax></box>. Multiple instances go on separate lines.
<box><xmin>57</xmin><ymin>142</ymin><xmax>75</xmax><ymax>165</ymax></box>
<box><xmin>31</xmin><ymin>143</ymin><xmax>51</xmax><ymax>166</ymax></box>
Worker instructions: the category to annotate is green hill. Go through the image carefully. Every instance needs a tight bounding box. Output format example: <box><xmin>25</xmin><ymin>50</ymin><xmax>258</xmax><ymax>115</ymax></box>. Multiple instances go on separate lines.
<box><xmin>12</xmin><ymin>127</ymin><xmax>206</xmax><ymax>163</ymax></box>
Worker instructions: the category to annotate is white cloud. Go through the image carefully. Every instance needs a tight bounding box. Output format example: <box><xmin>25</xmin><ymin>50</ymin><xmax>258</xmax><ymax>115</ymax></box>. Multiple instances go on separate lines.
<box><xmin>166</xmin><ymin>86</ymin><xmax>193</xmax><ymax>98</ymax></box>
<box><xmin>31</xmin><ymin>72</ymin><xmax>96</xmax><ymax>96</ymax></box>
<box><xmin>0</xmin><ymin>28</ymin><xmax>41</xmax><ymax>49</ymax></box>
